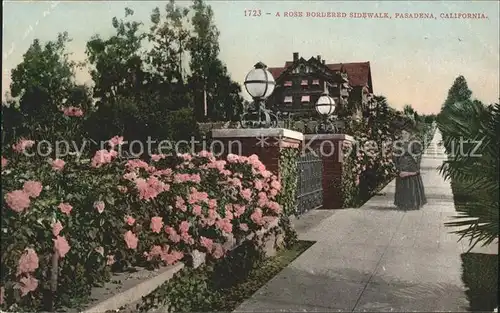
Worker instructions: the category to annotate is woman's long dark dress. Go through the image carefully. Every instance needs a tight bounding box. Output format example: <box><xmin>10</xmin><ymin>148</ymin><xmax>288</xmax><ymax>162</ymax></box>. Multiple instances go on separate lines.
<box><xmin>394</xmin><ymin>141</ymin><xmax>427</xmax><ymax>210</ymax></box>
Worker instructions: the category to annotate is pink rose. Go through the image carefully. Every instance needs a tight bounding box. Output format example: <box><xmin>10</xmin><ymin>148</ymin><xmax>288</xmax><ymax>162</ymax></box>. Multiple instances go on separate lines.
<box><xmin>22</xmin><ymin>181</ymin><xmax>43</xmax><ymax>198</ymax></box>
<box><xmin>239</xmin><ymin>223</ymin><xmax>249</xmax><ymax>232</ymax></box>
<box><xmin>53</xmin><ymin>236</ymin><xmax>71</xmax><ymax>258</ymax></box>
<box><xmin>93</xmin><ymin>201</ymin><xmax>105</xmax><ymax>214</ymax></box>
<box><xmin>240</xmin><ymin>188</ymin><xmax>252</xmax><ymax>201</ymax></box>
<box><xmin>12</xmin><ymin>138</ymin><xmax>35</xmax><ymax>153</ymax></box>
<box><xmin>58</xmin><ymin>203</ymin><xmax>72</xmax><ymax>215</ymax></box>
<box><xmin>52</xmin><ymin>221</ymin><xmax>63</xmax><ymax>236</ymax></box>
<box><xmin>192</xmin><ymin>204</ymin><xmax>202</xmax><ymax>216</ymax></box>
<box><xmin>1</xmin><ymin>156</ymin><xmax>8</xmax><ymax>168</ymax></box>
<box><xmin>150</xmin><ymin>217</ymin><xmax>164</xmax><ymax>233</ymax></box>
<box><xmin>179</xmin><ymin>221</ymin><xmax>190</xmax><ymax>233</ymax></box>
<box><xmin>250</xmin><ymin>208</ymin><xmax>264</xmax><ymax>226</ymax></box>
<box><xmin>211</xmin><ymin>243</ymin><xmax>225</xmax><ymax>259</ymax></box>
<box><xmin>5</xmin><ymin>190</ymin><xmax>31</xmax><ymax>212</ymax></box>
<box><xmin>124</xmin><ymin>230</ymin><xmax>138</xmax><ymax>249</ymax></box>
<box><xmin>108</xmin><ymin>136</ymin><xmax>124</xmax><ymax>148</ymax></box>
<box><xmin>17</xmin><ymin>248</ymin><xmax>39</xmax><ymax>275</ymax></box>
<box><xmin>51</xmin><ymin>158</ymin><xmax>66</xmax><ymax>171</ymax></box>
<box><xmin>16</xmin><ymin>275</ymin><xmax>38</xmax><ymax>296</ymax></box>
<box><xmin>125</xmin><ymin>215</ymin><xmax>136</xmax><ymax>226</ymax></box>
<box><xmin>200</xmin><ymin>236</ymin><xmax>213</xmax><ymax>251</ymax></box>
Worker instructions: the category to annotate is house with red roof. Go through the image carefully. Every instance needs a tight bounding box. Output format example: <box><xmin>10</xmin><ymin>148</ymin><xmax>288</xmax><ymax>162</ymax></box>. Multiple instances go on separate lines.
<box><xmin>266</xmin><ymin>52</ymin><xmax>373</xmax><ymax>117</ymax></box>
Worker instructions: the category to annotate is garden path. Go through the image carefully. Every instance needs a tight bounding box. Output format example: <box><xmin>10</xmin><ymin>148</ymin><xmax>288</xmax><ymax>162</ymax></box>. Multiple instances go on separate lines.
<box><xmin>235</xmin><ymin>129</ymin><xmax>498</xmax><ymax>312</ymax></box>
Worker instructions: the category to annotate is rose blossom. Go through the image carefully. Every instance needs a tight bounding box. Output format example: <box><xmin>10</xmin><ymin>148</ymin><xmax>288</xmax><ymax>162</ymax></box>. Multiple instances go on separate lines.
<box><xmin>108</xmin><ymin>136</ymin><xmax>124</xmax><ymax>148</ymax></box>
<box><xmin>51</xmin><ymin>158</ymin><xmax>66</xmax><ymax>171</ymax></box>
<box><xmin>125</xmin><ymin>215</ymin><xmax>136</xmax><ymax>226</ymax></box>
<box><xmin>179</xmin><ymin>221</ymin><xmax>190</xmax><ymax>233</ymax></box>
<box><xmin>250</xmin><ymin>208</ymin><xmax>264</xmax><ymax>226</ymax></box>
<box><xmin>17</xmin><ymin>248</ymin><xmax>39</xmax><ymax>275</ymax></box>
<box><xmin>239</xmin><ymin>223</ymin><xmax>249</xmax><ymax>232</ymax></box>
<box><xmin>211</xmin><ymin>243</ymin><xmax>225</xmax><ymax>259</ymax></box>
<box><xmin>240</xmin><ymin>188</ymin><xmax>252</xmax><ymax>201</ymax></box>
<box><xmin>1</xmin><ymin>156</ymin><xmax>8</xmax><ymax>168</ymax></box>
<box><xmin>16</xmin><ymin>275</ymin><xmax>38</xmax><ymax>296</ymax></box>
<box><xmin>5</xmin><ymin>190</ymin><xmax>31</xmax><ymax>212</ymax></box>
<box><xmin>22</xmin><ymin>181</ymin><xmax>43</xmax><ymax>198</ymax></box>
<box><xmin>200</xmin><ymin>236</ymin><xmax>213</xmax><ymax>251</ymax></box>
<box><xmin>52</xmin><ymin>221</ymin><xmax>63</xmax><ymax>236</ymax></box>
<box><xmin>150</xmin><ymin>217</ymin><xmax>164</xmax><ymax>233</ymax></box>
<box><xmin>124</xmin><ymin>231</ymin><xmax>138</xmax><ymax>249</ymax></box>
<box><xmin>12</xmin><ymin>138</ymin><xmax>35</xmax><ymax>153</ymax></box>
<box><xmin>53</xmin><ymin>236</ymin><xmax>71</xmax><ymax>258</ymax></box>
<box><xmin>58</xmin><ymin>202</ymin><xmax>72</xmax><ymax>215</ymax></box>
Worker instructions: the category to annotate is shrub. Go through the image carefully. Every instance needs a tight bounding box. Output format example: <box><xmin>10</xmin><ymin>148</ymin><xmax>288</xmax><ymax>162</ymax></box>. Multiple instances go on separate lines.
<box><xmin>1</xmin><ymin>139</ymin><xmax>284</xmax><ymax>311</ymax></box>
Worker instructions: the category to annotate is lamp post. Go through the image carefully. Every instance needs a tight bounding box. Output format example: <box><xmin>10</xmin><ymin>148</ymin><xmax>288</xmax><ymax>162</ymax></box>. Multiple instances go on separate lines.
<box><xmin>314</xmin><ymin>93</ymin><xmax>338</xmax><ymax>133</ymax></box>
<box><xmin>241</xmin><ymin>62</ymin><xmax>278</xmax><ymax>128</ymax></box>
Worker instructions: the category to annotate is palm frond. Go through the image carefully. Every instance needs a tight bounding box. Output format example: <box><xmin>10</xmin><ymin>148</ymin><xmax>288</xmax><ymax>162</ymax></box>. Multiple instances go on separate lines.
<box><xmin>438</xmin><ymin>99</ymin><xmax>499</xmax><ymax>246</ymax></box>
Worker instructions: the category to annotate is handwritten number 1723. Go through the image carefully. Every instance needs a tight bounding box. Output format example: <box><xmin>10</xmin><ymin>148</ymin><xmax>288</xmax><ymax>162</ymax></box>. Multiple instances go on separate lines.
<box><xmin>245</xmin><ymin>10</ymin><xmax>262</xmax><ymax>17</ymax></box>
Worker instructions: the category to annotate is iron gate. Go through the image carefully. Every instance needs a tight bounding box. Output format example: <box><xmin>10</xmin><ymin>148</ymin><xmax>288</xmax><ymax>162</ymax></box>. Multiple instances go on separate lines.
<box><xmin>296</xmin><ymin>151</ymin><xmax>323</xmax><ymax>215</ymax></box>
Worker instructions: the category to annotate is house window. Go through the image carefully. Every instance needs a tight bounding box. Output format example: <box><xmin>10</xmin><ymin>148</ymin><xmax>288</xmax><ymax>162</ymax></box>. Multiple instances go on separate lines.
<box><xmin>312</xmin><ymin>79</ymin><xmax>320</xmax><ymax>85</ymax></box>
<box><xmin>284</xmin><ymin>96</ymin><xmax>293</xmax><ymax>104</ymax></box>
<box><xmin>301</xmin><ymin>80</ymin><xmax>308</xmax><ymax>86</ymax></box>
<box><xmin>284</xmin><ymin>81</ymin><xmax>292</xmax><ymax>87</ymax></box>
<box><xmin>301</xmin><ymin>95</ymin><xmax>310</xmax><ymax>104</ymax></box>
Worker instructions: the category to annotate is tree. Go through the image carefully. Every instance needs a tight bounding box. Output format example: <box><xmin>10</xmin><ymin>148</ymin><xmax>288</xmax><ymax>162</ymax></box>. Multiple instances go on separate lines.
<box><xmin>10</xmin><ymin>33</ymin><xmax>76</xmax><ymax>118</ymax></box>
<box><xmin>437</xmin><ymin>100</ymin><xmax>499</xmax><ymax>249</ymax></box>
<box><xmin>146</xmin><ymin>2</ymin><xmax>193</xmax><ymax>111</ymax></box>
<box><xmin>86</xmin><ymin>8</ymin><xmax>147</xmax><ymax>103</ymax></box>
<box><xmin>443</xmin><ymin>75</ymin><xmax>472</xmax><ymax>108</ymax></box>
<box><xmin>7</xmin><ymin>32</ymin><xmax>86</xmax><ymax>142</ymax></box>
<box><xmin>403</xmin><ymin>104</ymin><xmax>415</xmax><ymax>116</ymax></box>
<box><xmin>188</xmin><ymin>0</ymin><xmax>243</xmax><ymax>121</ymax></box>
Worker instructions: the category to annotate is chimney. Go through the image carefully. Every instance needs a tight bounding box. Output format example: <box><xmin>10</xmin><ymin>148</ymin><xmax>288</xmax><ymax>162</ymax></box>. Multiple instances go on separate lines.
<box><xmin>322</xmin><ymin>60</ymin><xmax>325</xmax><ymax>65</ymax></box>
<box><xmin>317</xmin><ymin>55</ymin><xmax>321</xmax><ymax>62</ymax></box>
<box><xmin>293</xmin><ymin>52</ymin><xmax>299</xmax><ymax>62</ymax></box>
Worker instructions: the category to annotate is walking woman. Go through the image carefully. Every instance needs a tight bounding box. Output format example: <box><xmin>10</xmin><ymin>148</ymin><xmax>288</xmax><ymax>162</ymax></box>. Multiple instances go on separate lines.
<box><xmin>393</xmin><ymin>122</ymin><xmax>427</xmax><ymax>210</ymax></box>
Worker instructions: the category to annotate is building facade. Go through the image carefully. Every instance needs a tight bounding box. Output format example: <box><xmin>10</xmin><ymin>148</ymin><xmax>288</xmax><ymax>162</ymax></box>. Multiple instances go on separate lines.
<box><xmin>267</xmin><ymin>52</ymin><xmax>373</xmax><ymax>118</ymax></box>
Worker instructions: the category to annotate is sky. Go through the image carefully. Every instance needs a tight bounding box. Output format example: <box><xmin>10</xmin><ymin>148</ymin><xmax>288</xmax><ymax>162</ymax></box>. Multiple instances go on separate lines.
<box><xmin>2</xmin><ymin>0</ymin><xmax>499</xmax><ymax>114</ymax></box>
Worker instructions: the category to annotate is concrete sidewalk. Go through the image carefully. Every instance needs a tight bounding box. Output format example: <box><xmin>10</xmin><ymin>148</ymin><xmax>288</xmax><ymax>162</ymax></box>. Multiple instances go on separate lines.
<box><xmin>235</xmin><ymin>130</ymin><xmax>498</xmax><ymax>312</ymax></box>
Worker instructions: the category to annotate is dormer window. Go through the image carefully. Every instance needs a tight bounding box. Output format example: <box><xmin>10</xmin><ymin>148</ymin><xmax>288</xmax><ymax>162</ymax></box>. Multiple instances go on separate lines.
<box><xmin>298</xmin><ymin>64</ymin><xmax>306</xmax><ymax>73</ymax></box>
<box><xmin>301</xmin><ymin>80</ymin><xmax>308</xmax><ymax>86</ymax></box>
<box><xmin>284</xmin><ymin>81</ymin><xmax>292</xmax><ymax>87</ymax></box>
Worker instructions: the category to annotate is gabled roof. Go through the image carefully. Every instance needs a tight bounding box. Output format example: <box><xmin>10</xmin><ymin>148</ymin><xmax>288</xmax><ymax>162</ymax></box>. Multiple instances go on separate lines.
<box><xmin>327</xmin><ymin>62</ymin><xmax>372</xmax><ymax>92</ymax></box>
<box><xmin>268</xmin><ymin>59</ymin><xmax>373</xmax><ymax>92</ymax></box>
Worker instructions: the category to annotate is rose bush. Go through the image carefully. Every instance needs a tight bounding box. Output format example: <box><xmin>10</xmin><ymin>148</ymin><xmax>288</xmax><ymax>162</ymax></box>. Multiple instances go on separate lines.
<box><xmin>1</xmin><ymin>137</ymin><xmax>283</xmax><ymax>311</ymax></box>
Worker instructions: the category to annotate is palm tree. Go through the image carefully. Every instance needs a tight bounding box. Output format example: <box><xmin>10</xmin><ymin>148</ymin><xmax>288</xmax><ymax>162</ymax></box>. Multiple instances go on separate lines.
<box><xmin>437</xmin><ymin>100</ymin><xmax>499</xmax><ymax>250</ymax></box>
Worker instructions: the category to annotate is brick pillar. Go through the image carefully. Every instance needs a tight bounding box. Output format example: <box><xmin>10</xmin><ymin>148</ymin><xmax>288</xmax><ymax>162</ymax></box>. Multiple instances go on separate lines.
<box><xmin>211</xmin><ymin>128</ymin><xmax>303</xmax><ymax>176</ymax></box>
<box><xmin>303</xmin><ymin>134</ymin><xmax>355</xmax><ymax>209</ymax></box>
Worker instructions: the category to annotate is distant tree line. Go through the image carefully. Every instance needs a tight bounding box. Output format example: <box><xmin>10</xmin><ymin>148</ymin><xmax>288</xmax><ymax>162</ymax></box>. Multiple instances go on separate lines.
<box><xmin>2</xmin><ymin>0</ymin><xmax>244</xmax><ymax>148</ymax></box>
